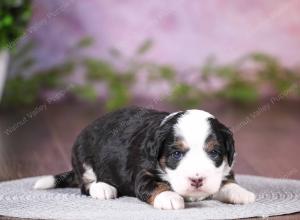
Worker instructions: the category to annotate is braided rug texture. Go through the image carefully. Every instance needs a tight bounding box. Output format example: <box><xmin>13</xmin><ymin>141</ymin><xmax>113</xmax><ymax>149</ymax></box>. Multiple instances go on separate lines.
<box><xmin>0</xmin><ymin>175</ymin><xmax>299</xmax><ymax>220</ymax></box>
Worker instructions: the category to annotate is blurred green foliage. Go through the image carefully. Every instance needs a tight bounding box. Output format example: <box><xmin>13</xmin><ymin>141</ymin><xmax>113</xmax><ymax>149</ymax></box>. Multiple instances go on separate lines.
<box><xmin>1</xmin><ymin>38</ymin><xmax>300</xmax><ymax>111</ymax></box>
<box><xmin>136</xmin><ymin>39</ymin><xmax>153</xmax><ymax>55</ymax></box>
<box><xmin>201</xmin><ymin>53</ymin><xmax>300</xmax><ymax>104</ymax></box>
<box><xmin>83</xmin><ymin>57</ymin><xmax>134</xmax><ymax>110</ymax></box>
<box><xmin>220</xmin><ymin>80</ymin><xmax>258</xmax><ymax>103</ymax></box>
<box><xmin>0</xmin><ymin>0</ymin><xmax>32</xmax><ymax>50</ymax></box>
<box><xmin>2</xmin><ymin>62</ymin><xmax>74</xmax><ymax>108</ymax></box>
<box><xmin>72</xmin><ymin>85</ymin><xmax>98</xmax><ymax>102</ymax></box>
<box><xmin>169</xmin><ymin>83</ymin><xmax>203</xmax><ymax>108</ymax></box>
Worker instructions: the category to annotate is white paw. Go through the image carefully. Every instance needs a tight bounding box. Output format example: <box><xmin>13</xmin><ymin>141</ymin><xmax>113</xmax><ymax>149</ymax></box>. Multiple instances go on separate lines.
<box><xmin>89</xmin><ymin>182</ymin><xmax>117</xmax><ymax>200</ymax></box>
<box><xmin>213</xmin><ymin>183</ymin><xmax>255</xmax><ymax>204</ymax></box>
<box><xmin>153</xmin><ymin>191</ymin><xmax>185</xmax><ymax>210</ymax></box>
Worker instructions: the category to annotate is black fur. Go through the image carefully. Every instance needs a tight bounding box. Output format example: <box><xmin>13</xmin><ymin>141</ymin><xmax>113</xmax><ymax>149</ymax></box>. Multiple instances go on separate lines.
<box><xmin>50</xmin><ymin>107</ymin><xmax>235</xmax><ymax>205</ymax></box>
<box><xmin>71</xmin><ymin>107</ymin><xmax>183</xmax><ymax>202</ymax></box>
<box><xmin>54</xmin><ymin>171</ymin><xmax>77</xmax><ymax>188</ymax></box>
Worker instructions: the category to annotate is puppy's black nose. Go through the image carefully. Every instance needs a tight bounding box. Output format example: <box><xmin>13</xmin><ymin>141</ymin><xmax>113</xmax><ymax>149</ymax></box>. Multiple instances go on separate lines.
<box><xmin>189</xmin><ymin>177</ymin><xmax>203</xmax><ymax>188</ymax></box>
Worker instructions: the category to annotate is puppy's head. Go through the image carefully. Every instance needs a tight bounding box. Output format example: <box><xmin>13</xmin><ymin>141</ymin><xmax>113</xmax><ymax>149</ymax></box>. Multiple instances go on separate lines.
<box><xmin>156</xmin><ymin>110</ymin><xmax>235</xmax><ymax>199</ymax></box>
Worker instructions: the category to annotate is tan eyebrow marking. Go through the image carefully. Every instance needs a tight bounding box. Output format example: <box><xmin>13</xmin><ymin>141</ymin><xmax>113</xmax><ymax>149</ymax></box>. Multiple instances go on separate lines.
<box><xmin>205</xmin><ymin>139</ymin><xmax>220</xmax><ymax>151</ymax></box>
<box><xmin>176</xmin><ymin>139</ymin><xmax>189</xmax><ymax>150</ymax></box>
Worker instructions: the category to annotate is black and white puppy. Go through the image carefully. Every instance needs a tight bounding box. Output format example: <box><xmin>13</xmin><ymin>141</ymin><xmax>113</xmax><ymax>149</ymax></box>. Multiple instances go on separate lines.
<box><xmin>34</xmin><ymin>107</ymin><xmax>255</xmax><ymax>209</ymax></box>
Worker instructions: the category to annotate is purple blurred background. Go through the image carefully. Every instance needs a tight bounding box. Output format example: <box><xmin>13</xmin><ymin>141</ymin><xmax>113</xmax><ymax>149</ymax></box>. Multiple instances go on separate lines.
<box><xmin>30</xmin><ymin>0</ymin><xmax>300</xmax><ymax>71</ymax></box>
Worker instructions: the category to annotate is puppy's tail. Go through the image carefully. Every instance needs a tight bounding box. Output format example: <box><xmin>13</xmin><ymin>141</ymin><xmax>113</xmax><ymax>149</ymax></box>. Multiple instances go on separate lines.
<box><xmin>33</xmin><ymin>171</ymin><xmax>78</xmax><ymax>190</ymax></box>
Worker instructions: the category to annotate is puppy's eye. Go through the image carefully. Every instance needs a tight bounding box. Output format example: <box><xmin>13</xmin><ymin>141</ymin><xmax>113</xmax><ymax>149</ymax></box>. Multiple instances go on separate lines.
<box><xmin>209</xmin><ymin>149</ymin><xmax>221</xmax><ymax>159</ymax></box>
<box><xmin>171</xmin><ymin>151</ymin><xmax>183</xmax><ymax>160</ymax></box>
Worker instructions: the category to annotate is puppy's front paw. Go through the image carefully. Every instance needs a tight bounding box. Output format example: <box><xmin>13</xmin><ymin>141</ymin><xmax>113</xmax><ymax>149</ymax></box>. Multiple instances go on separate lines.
<box><xmin>213</xmin><ymin>183</ymin><xmax>255</xmax><ymax>204</ymax></box>
<box><xmin>89</xmin><ymin>182</ymin><xmax>117</xmax><ymax>200</ymax></box>
<box><xmin>153</xmin><ymin>191</ymin><xmax>185</xmax><ymax>210</ymax></box>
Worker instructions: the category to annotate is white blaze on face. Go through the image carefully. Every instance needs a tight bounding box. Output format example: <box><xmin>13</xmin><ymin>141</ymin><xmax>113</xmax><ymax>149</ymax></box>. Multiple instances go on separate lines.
<box><xmin>164</xmin><ymin>110</ymin><xmax>225</xmax><ymax>200</ymax></box>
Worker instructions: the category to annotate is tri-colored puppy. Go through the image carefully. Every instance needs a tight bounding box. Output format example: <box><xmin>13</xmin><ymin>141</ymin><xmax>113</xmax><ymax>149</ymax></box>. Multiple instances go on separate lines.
<box><xmin>34</xmin><ymin>107</ymin><xmax>255</xmax><ymax>209</ymax></box>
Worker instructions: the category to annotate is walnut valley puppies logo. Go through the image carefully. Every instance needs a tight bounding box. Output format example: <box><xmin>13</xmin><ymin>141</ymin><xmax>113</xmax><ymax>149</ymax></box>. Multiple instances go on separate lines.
<box><xmin>232</xmin><ymin>83</ymin><xmax>298</xmax><ymax>133</ymax></box>
<box><xmin>4</xmin><ymin>104</ymin><xmax>47</xmax><ymax>136</ymax></box>
<box><xmin>3</xmin><ymin>85</ymin><xmax>74</xmax><ymax>136</ymax></box>
<box><xmin>5</xmin><ymin>0</ymin><xmax>76</xmax><ymax>51</ymax></box>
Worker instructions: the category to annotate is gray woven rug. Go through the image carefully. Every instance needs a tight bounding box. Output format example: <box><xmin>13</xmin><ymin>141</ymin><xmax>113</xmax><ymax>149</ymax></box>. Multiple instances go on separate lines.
<box><xmin>0</xmin><ymin>175</ymin><xmax>299</xmax><ymax>220</ymax></box>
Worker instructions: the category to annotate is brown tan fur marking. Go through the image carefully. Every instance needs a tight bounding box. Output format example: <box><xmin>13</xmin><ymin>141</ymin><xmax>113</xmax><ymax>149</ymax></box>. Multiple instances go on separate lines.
<box><xmin>176</xmin><ymin>139</ymin><xmax>189</xmax><ymax>150</ymax></box>
<box><xmin>221</xmin><ymin>170</ymin><xmax>236</xmax><ymax>186</ymax></box>
<box><xmin>205</xmin><ymin>139</ymin><xmax>220</xmax><ymax>151</ymax></box>
<box><xmin>159</xmin><ymin>156</ymin><xmax>167</xmax><ymax>170</ymax></box>
<box><xmin>147</xmin><ymin>182</ymin><xmax>171</xmax><ymax>205</ymax></box>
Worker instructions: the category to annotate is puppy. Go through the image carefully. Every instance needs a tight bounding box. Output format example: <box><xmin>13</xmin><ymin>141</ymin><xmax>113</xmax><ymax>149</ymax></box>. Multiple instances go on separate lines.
<box><xmin>34</xmin><ymin>107</ymin><xmax>255</xmax><ymax>210</ymax></box>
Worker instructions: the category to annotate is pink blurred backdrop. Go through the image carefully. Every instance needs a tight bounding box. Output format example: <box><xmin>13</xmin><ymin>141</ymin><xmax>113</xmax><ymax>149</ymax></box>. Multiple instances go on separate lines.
<box><xmin>29</xmin><ymin>0</ymin><xmax>300</xmax><ymax>71</ymax></box>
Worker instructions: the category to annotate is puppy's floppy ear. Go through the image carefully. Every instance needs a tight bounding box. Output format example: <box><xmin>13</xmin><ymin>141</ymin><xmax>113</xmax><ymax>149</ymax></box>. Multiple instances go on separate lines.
<box><xmin>209</xmin><ymin>118</ymin><xmax>235</xmax><ymax>167</ymax></box>
<box><xmin>144</xmin><ymin>112</ymin><xmax>183</xmax><ymax>163</ymax></box>
<box><xmin>222</xmin><ymin>127</ymin><xmax>235</xmax><ymax>167</ymax></box>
